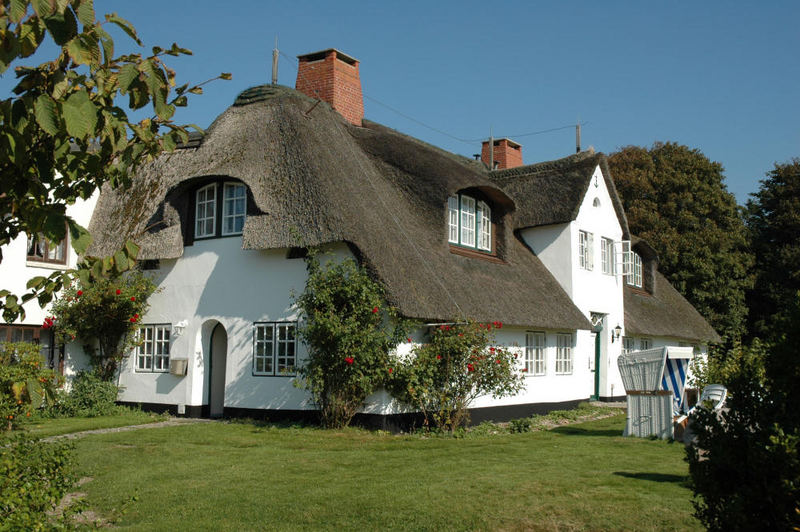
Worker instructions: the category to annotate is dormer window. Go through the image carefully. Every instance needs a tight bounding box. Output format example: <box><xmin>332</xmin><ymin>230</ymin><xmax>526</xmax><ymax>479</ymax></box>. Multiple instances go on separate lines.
<box><xmin>194</xmin><ymin>181</ymin><xmax>247</xmax><ymax>239</ymax></box>
<box><xmin>448</xmin><ymin>194</ymin><xmax>492</xmax><ymax>252</ymax></box>
<box><xmin>627</xmin><ymin>252</ymin><xmax>643</xmax><ymax>288</ymax></box>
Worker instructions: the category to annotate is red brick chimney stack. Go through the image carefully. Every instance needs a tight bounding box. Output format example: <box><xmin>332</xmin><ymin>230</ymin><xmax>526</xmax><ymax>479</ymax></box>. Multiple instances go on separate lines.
<box><xmin>295</xmin><ymin>49</ymin><xmax>364</xmax><ymax>126</ymax></box>
<box><xmin>481</xmin><ymin>138</ymin><xmax>523</xmax><ymax>170</ymax></box>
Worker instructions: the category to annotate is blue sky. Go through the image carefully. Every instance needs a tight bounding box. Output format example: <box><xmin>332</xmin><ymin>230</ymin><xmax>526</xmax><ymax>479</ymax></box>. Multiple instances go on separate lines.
<box><xmin>12</xmin><ymin>1</ymin><xmax>800</xmax><ymax>204</ymax></box>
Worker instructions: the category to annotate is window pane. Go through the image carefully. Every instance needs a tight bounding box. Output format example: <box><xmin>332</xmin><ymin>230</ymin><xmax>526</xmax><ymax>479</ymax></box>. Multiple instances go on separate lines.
<box><xmin>195</xmin><ymin>184</ymin><xmax>217</xmax><ymax>238</ymax></box>
<box><xmin>477</xmin><ymin>201</ymin><xmax>491</xmax><ymax>251</ymax></box>
<box><xmin>448</xmin><ymin>196</ymin><xmax>459</xmax><ymax>243</ymax></box>
<box><xmin>460</xmin><ymin>196</ymin><xmax>475</xmax><ymax>247</ymax></box>
<box><xmin>222</xmin><ymin>183</ymin><xmax>246</xmax><ymax>236</ymax></box>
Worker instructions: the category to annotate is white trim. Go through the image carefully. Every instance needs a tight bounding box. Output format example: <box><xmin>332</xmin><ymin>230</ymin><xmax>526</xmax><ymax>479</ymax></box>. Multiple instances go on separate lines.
<box><xmin>477</xmin><ymin>201</ymin><xmax>491</xmax><ymax>251</ymax></box>
<box><xmin>447</xmin><ymin>196</ymin><xmax>459</xmax><ymax>243</ymax></box>
<box><xmin>195</xmin><ymin>183</ymin><xmax>217</xmax><ymax>238</ymax></box>
<box><xmin>460</xmin><ymin>196</ymin><xmax>476</xmax><ymax>247</ymax></box>
<box><xmin>555</xmin><ymin>333</ymin><xmax>573</xmax><ymax>375</ymax></box>
<box><xmin>135</xmin><ymin>324</ymin><xmax>171</xmax><ymax>372</ymax></box>
<box><xmin>525</xmin><ymin>331</ymin><xmax>546</xmax><ymax>376</ymax></box>
<box><xmin>222</xmin><ymin>183</ymin><xmax>246</xmax><ymax>236</ymax></box>
<box><xmin>253</xmin><ymin>321</ymin><xmax>297</xmax><ymax>376</ymax></box>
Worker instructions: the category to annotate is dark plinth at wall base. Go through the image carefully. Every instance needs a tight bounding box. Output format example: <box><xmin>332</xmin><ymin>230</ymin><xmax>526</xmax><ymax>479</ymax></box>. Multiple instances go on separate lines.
<box><xmin>119</xmin><ymin>398</ymin><xmax>593</xmax><ymax>433</ymax></box>
<box><xmin>597</xmin><ymin>395</ymin><xmax>626</xmax><ymax>403</ymax></box>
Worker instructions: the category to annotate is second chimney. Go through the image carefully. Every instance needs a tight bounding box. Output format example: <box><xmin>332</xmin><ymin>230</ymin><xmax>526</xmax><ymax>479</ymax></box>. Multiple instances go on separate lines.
<box><xmin>295</xmin><ymin>48</ymin><xmax>364</xmax><ymax>126</ymax></box>
<box><xmin>481</xmin><ymin>138</ymin><xmax>523</xmax><ymax>170</ymax></box>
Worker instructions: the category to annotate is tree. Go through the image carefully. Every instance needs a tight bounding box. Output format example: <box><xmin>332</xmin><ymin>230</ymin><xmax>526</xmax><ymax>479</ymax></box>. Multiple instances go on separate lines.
<box><xmin>745</xmin><ymin>158</ymin><xmax>800</xmax><ymax>342</ymax></box>
<box><xmin>608</xmin><ymin>142</ymin><xmax>752</xmax><ymax>342</ymax></box>
<box><xmin>0</xmin><ymin>0</ymin><xmax>229</xmax><ymax>320</ymax></box>
<box><xmin>294</xmin><ymin>253</ymin><xmax>408</xmax><ymax>429</ymax></box>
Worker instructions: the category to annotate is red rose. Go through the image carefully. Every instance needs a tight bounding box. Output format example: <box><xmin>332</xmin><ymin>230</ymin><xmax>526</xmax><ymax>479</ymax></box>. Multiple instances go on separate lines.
<box><xmin>116</xmin><ymin>289</ymin><xmax>121</xmax><ymax>295</ymax></box>
<box><xmin>458</xmin><ymin>333</ymin><xmax>463</xmax><ymax>337</ymax></box>
<box><xmin>388</xmin><ymin>368</ymin><xmax>393</xmax><ymax>374</ymax></box>
<box><xmin>489</xmin><ymin>347</ymin><xmax>495</xmax><ymax>353</ymax></box>
<box><xmin>467</xmin><ymin>363</ymin><xmax>475</xmax><ymax>372</ymax></box>
<box><xmin>134</xmin><ymin>313</ymin><xmax>139</xmax><ymax>319</ymax></box>
<box><xmin>130</xmin><ymin>296</ymin><xmax>136</xmax><ymax>302</ymax></box>
<box><xmin>130</xmin><ymin>317</ymin><xmax>137</xmax><ymax>322</ymax></box>
<box><xmin>407</xmin><ymin>337</ymin><xmax>412</xmax><ymax>343</ymax></box>
<box><xmin>372</xmin><ymin>306</ymin><xmax>379</xmax><ymax>314</ymax></box>
<box><xmin>522</xmin><ymin>368</ymin><xmax>528</xmax><ymax>372</ymax></box>
<box><xmin>496</xmin><ymin>360</ymin><xmax>501</xmax><ymax>364</ymax></box>
<box><xmin>76</xmin><ymin>290</ymin><xmax>83</xmax><ymax>297</ymax></box>
<box><xmin>436</xmin><ymin>355</ymin><xmax>442</xmax><ymax>360</ymax></box>
<box><xmin>345</xmin><ymin>357</ymin><xmax>354</xmax><ymax>365</ymax></box>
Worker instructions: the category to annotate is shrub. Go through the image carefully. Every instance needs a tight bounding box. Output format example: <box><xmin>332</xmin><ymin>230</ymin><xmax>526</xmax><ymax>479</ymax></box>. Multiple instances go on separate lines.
<box><xmin>509</xmin><ymin>417</ymin><xmax>533</xmax><ymax>433</ymax></box>
<box><xmin>0</xmin><ymin>433</ymin><xmax>75</xmax><ymax>529</ymax></box>
<box><xmin>294</xmin><ymin>253</ymin><xmax>408</xmax><ymax>429</ymax></box>
<box><xmin>49</xmin><ymin>371</ymin><xmax>120</xmax><ymax>418</ymax></box>
<box><xmin>388</xmin><ymin>321</ymin><xmax>524</xmax><ymax>432</ymax></box>
<box><xmin>687</xmin><ymin>337</ymin><xmax>800</xmax><ymax>530</ymax></box>
<box><xmin>49</xmin><ymin>271</ymin><xmax>157</xmax><ymax>381</ymax></box>
<box><xmin>0</xmin><ymin>342</ymin><xmax>61</xmax><ymax>431</ymax></box>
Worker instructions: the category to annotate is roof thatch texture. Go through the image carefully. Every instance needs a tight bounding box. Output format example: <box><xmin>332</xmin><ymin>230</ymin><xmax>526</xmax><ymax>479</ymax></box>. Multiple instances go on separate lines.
<box><xmin>88</xmin><ymin>85</ymin><xmax>590</xmax><ymax>330</ymax></box>
<box><xmin>624</xmin><ymin>272</ymin><xmax>720</xmax><ymax>343</ymax></box>
<box><xmin>490</xmin><ymin>152</ymin><xmax>630</xmax><ymax>236</ymax></box>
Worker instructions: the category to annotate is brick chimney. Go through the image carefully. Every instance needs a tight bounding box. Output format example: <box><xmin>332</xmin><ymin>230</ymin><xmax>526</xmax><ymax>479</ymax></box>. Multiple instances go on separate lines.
<box><xmin>481</xmin><ymin>138</ymin><xmax>523</xmax><ymax>170</ymax></box>
<box><xmin>295</xmin><ymin>48</ymin><xmax>364</xmax><ymax>126</ymax></box>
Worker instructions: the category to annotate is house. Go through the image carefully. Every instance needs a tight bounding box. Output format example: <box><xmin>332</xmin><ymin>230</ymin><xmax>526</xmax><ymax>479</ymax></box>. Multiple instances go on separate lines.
<box><xmin>0</xmin><ymin>192</ymin><xmax>98</xmax><ymax>372</ymax></box>
<box><xmin>72</xmin><ymin>48</ymin><xmax>717</xmax><ymax>424</ymax></box>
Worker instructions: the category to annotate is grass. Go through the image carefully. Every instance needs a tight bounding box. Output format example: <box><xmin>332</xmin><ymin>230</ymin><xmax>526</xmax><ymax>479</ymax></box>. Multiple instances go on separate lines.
<box><xmin>20</xmin><ymin>409</ymin><xmax>168</xmax><ymax>439</ymax></box>
<box><xmin>71</xmin><ymin>414</ymin><xmax>701</xmax><ymax>530</ymax></box>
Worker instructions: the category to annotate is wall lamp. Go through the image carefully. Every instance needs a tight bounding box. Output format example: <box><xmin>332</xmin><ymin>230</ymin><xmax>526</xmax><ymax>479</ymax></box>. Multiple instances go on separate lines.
<box><xmin>612</xmin><ymin>324</ymin><xmax>622</xmax><ymax>343</ymax></box>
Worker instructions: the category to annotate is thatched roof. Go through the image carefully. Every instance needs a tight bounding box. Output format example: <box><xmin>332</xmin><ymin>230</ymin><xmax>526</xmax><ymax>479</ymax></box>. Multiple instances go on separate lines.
<box><xmin>490</xmin><ymin>151</ymin><xmax>630</xmax><ymax>236</ymax></box>
<box><xmin>88</xmin><ymin>84</ymin><xmax>590</xmax><ymax>330</ymax></box>
<box><xmin>624</xmin><ymin>271</ymin><xmax>721</xmax><ymax>343</ymax></box>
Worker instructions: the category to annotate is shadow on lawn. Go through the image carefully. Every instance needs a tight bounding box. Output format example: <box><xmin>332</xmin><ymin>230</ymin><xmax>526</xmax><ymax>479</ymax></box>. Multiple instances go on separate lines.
<box><xmin>550</xmin><ymin>426</ymin><xmax>622</xmax><ymax>438</ymax></box>
<box><xmin>613</xmin><ymin>471</ymin><xmax>689</xmax><ymax>486</ymax></box>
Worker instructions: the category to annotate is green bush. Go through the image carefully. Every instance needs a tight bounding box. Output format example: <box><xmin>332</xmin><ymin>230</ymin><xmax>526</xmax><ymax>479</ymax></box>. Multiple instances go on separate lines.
<box><xmin>388</xmin><ymin>321</ymin><xmax>524</xmax><ymax>432</ymax></box>
<box><xmin>294</xmin><ymin>253</ymin><xmax>408</xmax><ymax>429</ymax></box>
<box><xmin>0</xmin><ymin>433</ymin><xmax>75</xmax><ymax>529</ymax></box>
<box><xmin>509</xmin><ymin>417</ymin><xmax>533</xmax><ymax>433</ymax></box>
<box><xmin>0</xmin><ymin>342</ymin><xmax>61</xmax><ymax>431</ymax></box>
<box><xmin>50</xmin><ymin>371</ymin><xmax>120</xmax><ymax>418</ymax></box>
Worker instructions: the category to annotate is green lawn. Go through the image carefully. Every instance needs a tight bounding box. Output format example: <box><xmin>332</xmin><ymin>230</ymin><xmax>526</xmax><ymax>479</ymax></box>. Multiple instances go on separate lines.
<box><xmin>21</xmin><ymin>410</ymin><xmax>167</xmax><ymax>439</ymax></box>
<box><xmin>72</xmin><ymin>414</ymin><xmax>700</xmax><ymax>530</ymax></box>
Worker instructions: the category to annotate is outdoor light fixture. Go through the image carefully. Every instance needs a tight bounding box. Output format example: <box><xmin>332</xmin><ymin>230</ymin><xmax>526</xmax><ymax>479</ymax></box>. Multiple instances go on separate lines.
<box><xmin>613</xmin><ymin>324</ymin><xmax>622</xmax><ymax>343</ymax></box>
<box><xmin>172</xmin><ymin>320</ymin><xmax>188</xmax><ymax>338</ymax></box>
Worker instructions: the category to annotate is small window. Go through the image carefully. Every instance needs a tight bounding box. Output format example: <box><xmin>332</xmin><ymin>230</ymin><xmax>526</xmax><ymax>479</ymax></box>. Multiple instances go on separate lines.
<box><xmin>193</xmin><ymin>180</ymin><xmax>248</xmax><ymax>240</ymax></box>
<box><xmin>525</xmin><ymin>331</ymin><xmax>546</xmax><ymax>376</ymax></box>
<box><xmin>253</xmin><ymin>322</ymin><xmax>297</xmax><ymax>376</ymax></box>
<box><xmin>640</xmin><ymin>338</ymin><xmax>652</xmax><ymax>351</ymax></box>
<box><xmin>555</xmin><ymin>333</ymin><xmax>573</xmax><ymax>375</ymax></box>
<box><xmin>135</xmin><ymin>324</ymin><xmax>171</xmax><ymax>372</ymax></box>
<box><xmin>27</xmin><ymin>234</ymin><xmax>67</xmax><ymax>265</ymax></box>
<box><xmin>622</xmin><ymin>336</ymin><xmax>635</xmax><ymax>354</ymax></box>
<box><xmin>578</xmin><ymin>231</ymin><xmax>593</xmax><ymax>271</ymax></box>
<box><xmin>593</xmin><ymin>197</ymin><xmax>601</xmax><ymax>207</ymax></box>
<box><xmin>222</xmin><ymin>183</ymin><xmax>246</xmax><ymax>235</ymax></box>
<box><xmin>448</xmin><ymin>193</ymin><xmax>494</xmax><ymax>253</ymax></box>
<box><xmin>627</xmin><ymin>252</ymin><xmax>643</xmax><ymax>288</ymax></box>
<box><xmin>601</xmin><ymin>237</ymin><xmax>615</xmax><ymax>275</ymax></box>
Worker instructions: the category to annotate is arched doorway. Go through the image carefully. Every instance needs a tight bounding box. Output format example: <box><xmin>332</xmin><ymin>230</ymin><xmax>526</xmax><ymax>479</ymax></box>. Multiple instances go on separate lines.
<box><xmin>208</xmin><ymin>323</ymin><xmax>228</xmax><ymax>418</ymax></box>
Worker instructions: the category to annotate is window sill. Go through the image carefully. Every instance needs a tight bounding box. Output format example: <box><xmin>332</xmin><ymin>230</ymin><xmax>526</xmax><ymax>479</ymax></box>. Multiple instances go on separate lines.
<box><xmin>252</xmin><ymin>373</ymin><xmax>297</xmax><ymax>378</ymax></box>
<box><xmin>25</xmin><ymin>260</ymin><xmax>68</xmax><ymax>270</ymax></box>
<box><xmin>449</xmin><ymin>245</ymin><xmax>505</xmax><ymax>264</ymax></box>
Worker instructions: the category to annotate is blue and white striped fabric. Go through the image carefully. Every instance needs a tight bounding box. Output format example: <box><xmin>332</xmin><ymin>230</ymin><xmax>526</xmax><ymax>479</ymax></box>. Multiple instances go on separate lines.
<box><xmin>662</xmin><ymin>358</ymin><xmax>688</xmax><ymax>413</ymax></box>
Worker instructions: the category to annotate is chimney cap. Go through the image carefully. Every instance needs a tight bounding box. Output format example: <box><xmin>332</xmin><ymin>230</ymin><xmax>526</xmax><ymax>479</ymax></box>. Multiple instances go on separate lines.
<box><xmin>297</xmin><ymin>48</ymin><xmax>358</xmax><ymax>65</ymax></box>
<box><xmin>483</xmin><ymin>137</ymin><xmax>522</xmax><ymax>149</ymax></box>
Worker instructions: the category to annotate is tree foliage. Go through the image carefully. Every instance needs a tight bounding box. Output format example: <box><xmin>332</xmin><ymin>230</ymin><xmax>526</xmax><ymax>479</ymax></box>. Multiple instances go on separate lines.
<box><xmin>0</xmin><ymin>0</ymin><xmax>229</xmax><ymax>320</ymax></box>
<box><xmin>388</xmin><ymin>321</ymin><xmax>524</xmax><ymax>432</ymax></box>
<box><xmin>687</xmin><ymin>296</ymin><xmax>800</xmax><ymax>530</ymax></box>
<box><xmin>608</xmin><ymin>142</ymin><xmax>752</xmax><ymax>342</ymax></box>
<box><xmin>745</xmin><ymin>158</ymin><xmax>800</xmax><ymax>342</ymax></box>
<box><xmin>0</xmin><ymin>341</ymin><xmax>61</xmax><ymax>430</ymax></box>
<box><xmin>294</xmin><ymin>253</ymin><xmax>408</xmax><ymax>429</ymax></box>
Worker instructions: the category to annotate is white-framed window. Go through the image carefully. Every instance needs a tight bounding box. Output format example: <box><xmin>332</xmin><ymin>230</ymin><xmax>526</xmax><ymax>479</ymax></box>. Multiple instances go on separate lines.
<box><xmin>555</xmin><ymin>333</ymin><xmax>573</xmax><ymax>375</ymax></box>
<box><xmin>477</xmin><ymin>201</ymin><xmax>492</xmax><ymax>251</ymax></box>
<box><xmin>640</xmin><ymin>338</ymin><xmax>652</xmax><ymax>351</ymax></box>
<box><xmin>135</xmin><ymin>324</ymin><xmax>170</xmax><ymax>372</ymax></box>
<box><xmin>601</xmin><ymin>237</ymin><xmax>615</xmax><ymax>275</ymax></box>
<box><xmin>448</xmin><ymin>196</ymin><xmax>459</xmax><ymax>243</ymax></box>
<box><xmin>222</xmin><ymin>183</ymin><xmax>246</xmax><ymax>235</ymax></box>
<box><xmin>622</xmin><ymin>336</ymin><xmax>635</xmax><ymax>354</ymax></box>
<box><xmin>525</xmin><ymin>331</ymin><xmax>546</xmax><ymax>375</ymax></box>
<box><xmin>578</xmin><ymin>230</ymin><xmax>594</xmax><ymax>270</ymax></box>
<box><xmin>195</xmin><ymin>183</ymin><xmax>217</xmax><ymax>238</ymax></box>
<box><xmin>448</xmin><ymin>194</ymin><xmax>493</xmax><ymax>253</ymax></box>
<box><xmin>26</xmin><ymin>233</ymin><xmax>67</xmax><ymax>265</ymax></box>
<box><xmin>460</xmin><ymin>195</ymin><xmax>476</xmax><ymax>247</ymax></box>
<box><xmin>253</xmin><ymin>322</ymin><xmax>297</xmax><ymax>376</ymax></box>
<box><xmin>627</xmin><ymin>252</ymin><xmax>643</xmax><ymax>288</ymax></box>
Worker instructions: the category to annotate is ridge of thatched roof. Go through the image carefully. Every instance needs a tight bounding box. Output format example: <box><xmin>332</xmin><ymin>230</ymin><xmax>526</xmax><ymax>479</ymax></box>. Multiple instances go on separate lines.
<box><xmin>489</xmin><ymin>151</ymin><xmax>630</xmax><ymax>237</ymax></box>
<box><xmin>624</xmin><ymin>271</ymin><xmax>721</xmax><ymax>343</ymax></box>
<box><xmin>87</xmin><ymin>84</ymin><xmax>590</xmax><ymax>330</ymax></box>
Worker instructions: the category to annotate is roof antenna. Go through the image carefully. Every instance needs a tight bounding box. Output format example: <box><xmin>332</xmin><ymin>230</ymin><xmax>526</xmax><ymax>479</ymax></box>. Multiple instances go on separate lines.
<box><xmin>575</xmin><ymin>120</ymin><xmax>581</xmax><ymax>153</ymax></box>
<box><xmin>489</xmin><ymin>126</ymin><xmax>494</xmax><ymax>170</ymax></box>
<box><xmin>271</xmin><ymin>36</ymin><xmax>279</xmax><ymax>85</ymax></box>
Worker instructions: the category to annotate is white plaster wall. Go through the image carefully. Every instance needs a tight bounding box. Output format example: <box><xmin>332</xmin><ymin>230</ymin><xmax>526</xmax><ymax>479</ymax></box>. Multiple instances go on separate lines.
<box><xmin>117</xmin><ymin>239</ymin><xmax>354</xmax><ymax>411</ymax></box>
<box><xmin>0</xmin><ymin>192</ymin><xmax>98</xmax><ymax>326</ymax></box>
<box><xmin>520</xmin><ymin>224</ymin><xmax>573</xmax><ymax>296</ymax></box>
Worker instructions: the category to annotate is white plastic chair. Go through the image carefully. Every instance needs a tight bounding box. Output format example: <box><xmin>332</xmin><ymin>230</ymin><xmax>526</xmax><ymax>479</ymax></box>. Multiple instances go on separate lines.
<box><xmin>696</xmin><ymin>384</ymin><xmax>727</xmax><ymax>411</ymax></box>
